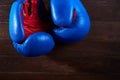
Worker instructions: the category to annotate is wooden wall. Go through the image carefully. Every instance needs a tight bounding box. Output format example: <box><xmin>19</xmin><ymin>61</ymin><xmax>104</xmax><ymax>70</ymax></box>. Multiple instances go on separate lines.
<box><xmin>0</xmin><ymin>0</ymin><xmax>120</xmax><ymax>80</ymax></box>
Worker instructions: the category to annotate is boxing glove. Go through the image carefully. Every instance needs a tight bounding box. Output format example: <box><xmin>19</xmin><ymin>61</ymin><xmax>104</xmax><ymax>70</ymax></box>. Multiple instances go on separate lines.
<box><xmin>9</xmin><ymin>0</ymin><xmax>55</xmax><ymax>57</ymax></box>
<box><xmin>50</xmin><ymin>0</ymin><xmax>90</xmax><ymax>43</ymax></box>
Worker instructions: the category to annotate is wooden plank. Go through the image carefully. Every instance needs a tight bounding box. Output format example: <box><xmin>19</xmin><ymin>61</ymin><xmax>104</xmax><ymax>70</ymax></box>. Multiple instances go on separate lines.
<box><xmin>89</xmin><ymin>21</ymin><xmax>120</xmax><ymax>42</ymax></box>
<box><xmin>83</xmin><ymin>0</ymin><xmax>120</xmax><ymax>21</ymax></box>
<box><xmin>0</xmin><ymin>72</ymin><xmax>117</xmax><ymax>80</ymax></box>
<box><xmin>0</xmin><ymin>5</ymin><xmax>10</xmax><ymax>22</ymax></box>
<box><xmin>0</xmin><ymin>0</ymin><xmax>14</xmax><ymax>5</ymax></box>
<box><xmin>0</xmin><ymin>40</ymin><xmax>120</xmax><ymax>73</ymax></box>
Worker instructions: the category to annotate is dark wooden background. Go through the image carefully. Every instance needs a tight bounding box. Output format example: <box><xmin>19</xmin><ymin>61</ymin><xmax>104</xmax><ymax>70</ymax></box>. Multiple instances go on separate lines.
<box><xmin>0</xmin><ymin>0</ymin><xmax>120</xmax><ymax>80</ymax></box>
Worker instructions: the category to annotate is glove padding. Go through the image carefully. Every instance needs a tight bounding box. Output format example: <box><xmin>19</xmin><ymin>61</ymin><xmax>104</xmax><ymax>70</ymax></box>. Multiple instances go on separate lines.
<box><xmin>9</xmin><ymin>0</ymin><xmax>54</xmax><ymax>57</ymax></box>
<box><xmin>50</xmin><ymin>0</ymin><xmax>90</xmax><ymax>43</ymax></box>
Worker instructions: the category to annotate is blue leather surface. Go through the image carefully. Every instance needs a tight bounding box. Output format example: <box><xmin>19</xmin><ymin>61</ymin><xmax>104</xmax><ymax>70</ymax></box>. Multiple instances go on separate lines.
<box><xmin>51</xmin><ymin>0</ymin><xmax>90</xmax><ymax>43</ymax></box>
<box><xmin>9</xmin><ymin>0</ymin><xmax>55</xmax><ymax>57</ymax></box>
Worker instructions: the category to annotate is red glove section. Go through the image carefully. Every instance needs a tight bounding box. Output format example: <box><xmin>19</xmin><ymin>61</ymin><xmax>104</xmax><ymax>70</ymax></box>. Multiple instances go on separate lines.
<box><xmin>72</xmin><ymin>9</ymin><xmax>77</xmax><ymax>22</ymax></box>
<box><xmin>22</xmin><ymin>0</ymin><xmax>49</xmax><ymax>39</ymax></box>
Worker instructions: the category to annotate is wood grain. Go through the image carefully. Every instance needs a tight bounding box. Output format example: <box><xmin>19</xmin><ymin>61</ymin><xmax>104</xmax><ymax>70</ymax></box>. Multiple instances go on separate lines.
<box><xmin>0</xmin><ymin>0</ymin><xmax>120</xmax><ymax>80</ymax></box>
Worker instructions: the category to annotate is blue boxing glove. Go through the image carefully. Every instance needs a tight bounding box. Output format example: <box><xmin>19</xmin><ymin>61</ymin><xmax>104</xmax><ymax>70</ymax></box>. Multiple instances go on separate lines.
<box><xmin>9</xmin><ymin>0</ymin><xmax>55</xmax><ymax>57</ymax></box>
<box><xmin>50</xmin><ymin>0</ymin><xmax>90</xmax><ymax>43</ymax></box>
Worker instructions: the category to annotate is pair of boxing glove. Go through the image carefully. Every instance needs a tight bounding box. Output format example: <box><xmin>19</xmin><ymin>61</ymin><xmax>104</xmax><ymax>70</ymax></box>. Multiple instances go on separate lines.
<box><xmin>9</xmin><ymin>0</ymin><xmax>90</xmax><ymax>57</ymax></box>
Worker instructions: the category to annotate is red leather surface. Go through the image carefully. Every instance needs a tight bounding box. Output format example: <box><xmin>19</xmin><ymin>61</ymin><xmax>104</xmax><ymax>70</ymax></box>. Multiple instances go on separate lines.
<box><xmin>23</xmin><ymin>0</ymin><xmax>49</xmax><ymax>39</ymax></box>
